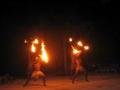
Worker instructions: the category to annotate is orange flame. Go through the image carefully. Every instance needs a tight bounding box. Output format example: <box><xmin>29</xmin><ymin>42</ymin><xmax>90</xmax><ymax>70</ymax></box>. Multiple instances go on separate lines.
<box><xmin>77</xmin><ymin>41</ymin><xmax>83</xmax><ymax>47</ymax></box>
<box><xmin>84</xmin><ymin>45</ymin><xmax>90</xmax><ymax>50</ymax></box>
<box><xmin>71</xmin><ymin>45</ymin><xmax>81</xmax><ymax>55</ymax></box>
<box><xmin>33</xmin><ymin>38</ymin><xmax>39</xmax><ymax>44</ymax></box>
<box><xmin>31</xmin><ymin>44</ymin><xmax>36</xmax><ymax>53</ymax></box>
<box><xmin>69</xmin><ymin>37</ymin><xmax>73</xmax><ymax>42</ymax></box>
<box><xmin>40</xmin><ymin>41</ymin><xmax>48</xmax><ymax>63</ymax></box>
<box><xmin>31</xmin><ymin>38</ymin><xmax>39</xmax><ymax>53</ymax></box>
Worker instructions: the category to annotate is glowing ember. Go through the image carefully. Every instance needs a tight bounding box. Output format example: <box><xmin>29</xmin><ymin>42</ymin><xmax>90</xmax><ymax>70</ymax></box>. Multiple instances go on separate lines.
<box><xmin>31</xmin><ymin>44</ymin><xmax>36</xmax><ymax>53</ymax></box>
<box><xmin>71</xmin><ymin>45</ymin><xmax>81</xmax><ymax>55</ymax></box>
<box><xmin>84</xmin><ymin>45</ymin><xmax>90</xmax><ymax>50</ymax></box>
<box><xmin>69</xmin><ymin>37</ymin><xmax>73</xmax><ymax>42</ymax></box>
<box><xmin>40</xmin><ymin>41</ymin><xmax>48</xmax><ymax>63</ymax></box>
<box><xmin>24</xmin><ymin>40</ymin><xmax>27</xmax><ymax>43</ymax></box>
<box><xmin>77</xmin><ymin>41</ymin><xmax>83</xmax><ymax>47</ymax></box>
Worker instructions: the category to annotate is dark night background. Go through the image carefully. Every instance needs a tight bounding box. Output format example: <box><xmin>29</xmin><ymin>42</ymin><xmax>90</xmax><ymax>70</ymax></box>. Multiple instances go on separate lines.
<box><xmin>0</xmin><ymin>0</ymin><xmax>120</xmax><ymax>77</ymax></box>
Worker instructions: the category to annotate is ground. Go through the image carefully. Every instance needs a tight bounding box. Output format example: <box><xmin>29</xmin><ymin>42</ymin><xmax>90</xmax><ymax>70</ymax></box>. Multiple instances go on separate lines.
<box><xmin>0</xmin><ymin>73</ymin><xmax>120</xmax><ymax>90</ymax></box>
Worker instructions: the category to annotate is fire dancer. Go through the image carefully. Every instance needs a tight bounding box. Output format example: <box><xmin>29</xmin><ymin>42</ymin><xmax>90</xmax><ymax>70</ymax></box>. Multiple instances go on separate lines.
<box><xmin>23</xmin><ymin>39</ymin><xmax>47</xmax><ymax>86</ymax></box>
<box><xmin>70</xmin><ymin>44</ymin><xmax>89</xmax><ymax>83</ymax></box>
<box><xmin>23</xmin><ymin>55</ymin><xmax>46</xmax><ymax>86</ymax></box>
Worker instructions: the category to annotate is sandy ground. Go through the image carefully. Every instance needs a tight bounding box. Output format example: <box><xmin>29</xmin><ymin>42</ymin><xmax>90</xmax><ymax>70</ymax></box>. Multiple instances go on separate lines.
<box><xmin>0</xmin><ymin>73</ymin><xmax>120</xmax><ymax>90</ymax></box>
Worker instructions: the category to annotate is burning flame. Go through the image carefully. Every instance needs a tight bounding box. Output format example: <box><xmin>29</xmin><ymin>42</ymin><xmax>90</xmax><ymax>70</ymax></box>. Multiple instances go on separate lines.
<box><xmin>71</xmin><ymin>45</ymin><xmax>81</xmax><ymax>55</ymax></box>
<box><xmin>84</xmin><ymin>45</ymin><xmax>90</xmax><ymax>50</ymax></box>
<box><xmin>69</xmin><ymin>37</ymin><xmax>73</xmax><ymax>42</ymax></box>
<box><xmin>33</xmin><ymin>38</ymin><xmax>39</xmax><ymax>44</ymax></box>
<box><xmin>77</xmin><ymin>41</ymin><xmax>83</xmax><ymax>47</ymax></box>
<box><xmin>31</xmin><ymin>38</ymin><xmax>39</xmax><ymax>53</ymax></box>
<box><xmin>40</xmin><ymin>41</ymin><xmax>48</xmax><ymax>63</ymax></box>
<box><xmin>31</xmin><ymin>44</ymin><xmax>36</xmax><ymax>53</ymax></box>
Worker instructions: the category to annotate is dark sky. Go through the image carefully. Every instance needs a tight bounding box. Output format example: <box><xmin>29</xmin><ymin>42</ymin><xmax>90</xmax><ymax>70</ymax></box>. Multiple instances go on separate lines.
<box><xmin>0</xmin><ymin>0</ymin><xmax>120</xmax><ymax>76</ymax></box>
